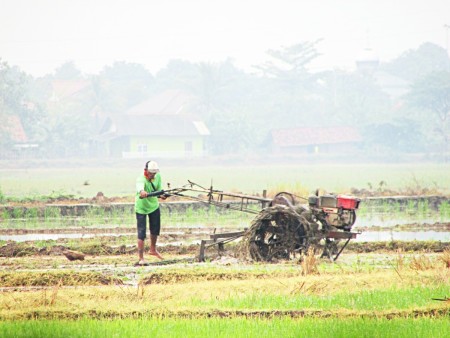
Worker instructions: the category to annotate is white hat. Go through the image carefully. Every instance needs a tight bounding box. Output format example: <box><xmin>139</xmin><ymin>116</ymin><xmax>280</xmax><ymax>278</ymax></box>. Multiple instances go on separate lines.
<box><xmin>146</xmin><ymin>161</ymin><xmax>160</xmax><ymax>173</ymax></box>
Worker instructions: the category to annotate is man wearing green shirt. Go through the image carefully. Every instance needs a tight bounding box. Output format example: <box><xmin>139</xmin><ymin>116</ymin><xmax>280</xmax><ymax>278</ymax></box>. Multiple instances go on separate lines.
<box><xmin>135</xmin><ymin>160</ymin><xmax>165</xmax><ymax>265</ymax></box>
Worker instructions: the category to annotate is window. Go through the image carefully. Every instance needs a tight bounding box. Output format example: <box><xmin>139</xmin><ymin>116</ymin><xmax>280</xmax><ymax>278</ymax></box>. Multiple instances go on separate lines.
<box><xmin>137</xmin><ymin>144</ymin><xmax>147</xmax><ymax>153</ymax></box>
<box><xmin>185</xmin><ymin>141</ymin><xmax>192</xmax><ymax>153</ymax></box>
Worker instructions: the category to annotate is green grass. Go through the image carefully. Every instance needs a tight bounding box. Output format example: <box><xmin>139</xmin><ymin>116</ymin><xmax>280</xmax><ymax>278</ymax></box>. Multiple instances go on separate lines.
<box><xmin>1</xmin><ymin>163</ymin><xmax>449</xmax><ymax>198</ymax></box>
<box><xmin>440</xmin><ymin>201</ymin><xmax>450</xmax><ymax>220</ymax></box>
<box><xmin>183</xmin><ymin>284</ymin><xmax>450</xmax><ymax>311</ymax></box>
<box><xmin>0</xmin><ymin>317</ymin><xmax>448</xmax><ymax>338</ymax></box>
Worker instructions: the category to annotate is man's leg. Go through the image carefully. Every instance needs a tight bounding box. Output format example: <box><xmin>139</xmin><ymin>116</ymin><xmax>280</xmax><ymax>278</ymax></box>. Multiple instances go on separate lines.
<box><xmin>136</xmin><ymin>213</ymin><xmax>147</xmax><ymax>263</ymax></box>
<box><xmin>148</xmin><ymin>208</ymin><xmax>163</xmax><ymax>260</ymax></box>
<box><xmin>149</xmin><ymin>234</ymin><xmax>163</xmax><ymax>259</ymax></box>
<box><xmin>137</xmin><ymin>239</ymin><xmax>145</xmax><ymax>261</ymax></box>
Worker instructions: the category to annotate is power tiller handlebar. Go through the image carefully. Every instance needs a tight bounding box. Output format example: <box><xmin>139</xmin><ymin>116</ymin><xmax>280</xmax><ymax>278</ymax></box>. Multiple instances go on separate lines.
<box><xmin>139</xmin><ymin>187</ymin><xmax>188</xmax><ymax>199</ymax></box>
<box><xmin>142</xmin><ymin>190</ymin><xmax>166</xmax><ymax>198</ymax></box>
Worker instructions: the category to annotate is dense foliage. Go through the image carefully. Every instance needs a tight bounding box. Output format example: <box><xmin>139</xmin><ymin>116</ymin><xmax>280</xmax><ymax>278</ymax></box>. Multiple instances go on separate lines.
<box><xmin>1</xmin><ymin>41</ymin><xmax>449</xmax><ymax>159</ymax></box>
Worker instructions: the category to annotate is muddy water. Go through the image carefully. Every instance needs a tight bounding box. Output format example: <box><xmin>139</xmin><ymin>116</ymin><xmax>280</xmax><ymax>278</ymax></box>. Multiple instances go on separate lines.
<box><xmin>2</xmin><ymin>231</ymin><xmax>448</xmax><ymax>242</ymax></box>
<box><xmin>1</xmin><ymin>224</ymin><xmax>449</xmax><ymax>242</ymax></box>
<box><xmin>1</xmin><ymin>197</ymin><xmax>449</xmax><ymax>243</ymax></box>
<box><xmin>356</xmin><ymin>230</ymin><xmax>449</xmax><ymax>242</ymax></box>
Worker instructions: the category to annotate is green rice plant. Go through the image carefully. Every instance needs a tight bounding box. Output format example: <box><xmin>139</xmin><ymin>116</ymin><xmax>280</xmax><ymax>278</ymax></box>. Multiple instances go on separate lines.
<box><xmin>439</xmin><ymin>201</ymin><xmax>450</xmax><ymax>221</ymax></box>
<box><xmin>1</xmin><ymin>209</ymin><xmax>10</xmax><ymax>220</ymax></box>
<box><xmin>392</xmin><ymin>201</ymin><xmax>402</xmax><ymax>214</ymax></box>
<box><xmin>0</xmin><ymin>186</ymin><xmax>5</xmax><ymax>204</ymax></box>
<box><xmin>109</xmin><ymin>207</ymin><xmax>127</xmax><ymax>222</ymax></box>
<box><xmin>418</xmin><ymin>200</ymin><xmax>429</xmax><ymax>215</ymax></box>
<box><xmin>185</xmin><ymin>205</ymin><xmax>194</xmax><ymax>220</ymax></box>
<box><xmin>405</xmin><ymin>199</ymin><xmax>416</xmax><ymax>214</ymax></box>
<box><xmin>25</xmin><ymin>207</ymin><xmax>39</xmax><ymax>219</ymax></box>
<box><xmin>11</xmin><ymin>207</ymin><xmax>24</xmax><ymax>219</ymax></box>
<box><xmin>44</xmin><ymin>207</ymin><xmax>61</xmax><ymax>219</ymax></box>
<box><xmin>0</xmin><ymin>318</ymin><xmax>448</xmax><ymax>338</ymax></box>
<box><xmin>33</xmin><ymin>240</ymin><xmax>57</xmax><ymax>249</ymax></box>
<box><xmin>185</xmin><ymin>284</ymin><xmax>450</xmax><ymax>311</ymax></box>
<box><xmin>84</xmin><ymin>206</ymin><xmax>111</xmax><ymax>225</ymax></box>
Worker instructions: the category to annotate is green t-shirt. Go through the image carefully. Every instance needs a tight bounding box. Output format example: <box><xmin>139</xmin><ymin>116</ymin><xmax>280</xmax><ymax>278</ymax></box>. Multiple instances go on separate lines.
<box><xmin>134</xmin><ymin>172</ymin><xmax>162</xmax><ymax>214</ymax></box>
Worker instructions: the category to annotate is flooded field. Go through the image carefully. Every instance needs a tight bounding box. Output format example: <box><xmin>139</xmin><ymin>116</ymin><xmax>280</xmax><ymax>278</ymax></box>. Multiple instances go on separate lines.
<box><xmin>1</xmin><ymin>223</ymin><xmax>449</xmax><ymax>243</ymax></box>
<box><xmin>1</xmin><ymin>196</ymin><xmax>449</xmax><ymax>336</ymax></box>
<box><xmin>1</xmin><ymin>196</ymin><xmax>449</xmax><ymax>244</ymax></box>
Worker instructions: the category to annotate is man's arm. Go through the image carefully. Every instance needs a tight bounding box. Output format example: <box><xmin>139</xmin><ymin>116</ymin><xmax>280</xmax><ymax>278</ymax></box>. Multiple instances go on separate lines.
<box><xmin>136</xmin><ymin>177</ymin><xmax>147</xmax><ymax>198</ymax></box>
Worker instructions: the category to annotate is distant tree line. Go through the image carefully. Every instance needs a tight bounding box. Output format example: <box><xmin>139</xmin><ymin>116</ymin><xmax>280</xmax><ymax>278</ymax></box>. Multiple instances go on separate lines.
<box><xmin>0</xmin><ymin>41</ymin><xmax>449</xmax><ymax>160</ymax></box>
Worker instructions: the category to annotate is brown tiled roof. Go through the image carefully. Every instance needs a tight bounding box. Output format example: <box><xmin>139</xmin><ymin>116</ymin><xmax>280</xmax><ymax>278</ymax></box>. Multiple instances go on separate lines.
<box><xmin>98</xmin><ymin>90</ymin><xmax>208</xmax><ymax>139</ymax></box>
<box><xmin>126</xmin><ymin>90</ymin><xmax>194</xmax><ymax>115</ymax></box>
<box><xmin>51</xmin><ymin>80</ymin><xmax>90</xmax><ymax>99</ymax></box>
<box><xmin>271</xmin><ymin>127</ymin><xmax>362</xmax><ymax>147</ymax></box>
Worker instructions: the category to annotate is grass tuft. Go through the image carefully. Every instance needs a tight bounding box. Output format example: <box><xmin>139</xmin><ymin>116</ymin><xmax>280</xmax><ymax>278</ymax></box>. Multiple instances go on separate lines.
<box><xmin>439</xmin><ymin>249</ymin><xmax>450</xmax><ymax>269</ymax></box>
<box><xmin>299</xmin><ymin>248</ymin><xmax>319</xmax><ymax>276</ymax></box>
<box><xmin>409</xmin><ymin>254</ymin><xmax>434</xmax><ymax>271</ymax></box>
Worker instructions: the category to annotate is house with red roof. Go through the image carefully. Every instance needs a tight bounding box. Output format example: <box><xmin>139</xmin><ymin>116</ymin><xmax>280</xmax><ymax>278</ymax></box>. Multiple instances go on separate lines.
<box><xmin>1</xmin><ymin>115</ymin><xmax>28</xmax><ymax>143</ymax></box>
<box><xmin>49</xmin><ymin>79</ymin><xmax>91</xmax><ymax>102</ymax></box>
<box><xmin>96</xmin><ymin>90</ymin><xmax>210</xmax><ymax>158</ymax></box>
<box><xmin>0</xmin><ymin>115</ymin><xmax>39</xmax><ymax>159</ymax></box>
<box><xmin>270</xmin><ymin>126</ymin><xmax>362</xmax><ymax>154</ymax></box>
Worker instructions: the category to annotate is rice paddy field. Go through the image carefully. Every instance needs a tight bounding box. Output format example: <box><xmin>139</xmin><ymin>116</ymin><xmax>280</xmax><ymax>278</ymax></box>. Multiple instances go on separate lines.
<box><xmin>0</xmin><ymin>162</ymin><xmax>449</xmax><ymax>337</ymax></box>
<box><xmin>0</xmin><ymin>161</ymin><xmax>449</xmax><ymax>198</ymax></box>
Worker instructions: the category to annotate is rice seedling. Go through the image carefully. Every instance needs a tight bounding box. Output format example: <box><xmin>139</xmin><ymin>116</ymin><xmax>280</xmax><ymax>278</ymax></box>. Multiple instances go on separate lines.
<box><xmin>29</xmin><ymin>208</ymin><xmax>41</xmax><ymax>219</ymax></box>
<box><xmin>1</xmin><ymin>209</ymin><xmax>10</xmax><ymax>220</ymax></box>
<box><xmin>0</xmin><ymin>187</ymin><xmax>5</xmax><ymax>204</ymax></box>
<box><xmin>439</xmin><ymin>201</ymin><xmax>450</xmax><ymax>221</ymax></box>
<box><xmin>183</xmin><ymin>283</ymin><xmax>450</xmax><ymax>311</ymax></box>
<box><xmin>0</xmin><ymin>317</ymin><xmax>448</xmax><ymax>338</ymax></box>
<box><xmin>44</xmin><ymin>207</ymin><xmax>61</xmax><ymax>220</ymax></box>
<box><xmin>12</xmin><ymin>207</ymin><xmax>23</xmax><ymax>218</ymax></box>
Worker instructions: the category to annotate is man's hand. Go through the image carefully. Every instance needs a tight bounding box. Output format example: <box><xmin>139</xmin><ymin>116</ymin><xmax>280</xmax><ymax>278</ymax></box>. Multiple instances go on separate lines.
<box><xmin>139</xmin><ymin>190</ymin><xmax>148</xmax><ymax>198</ymax></box>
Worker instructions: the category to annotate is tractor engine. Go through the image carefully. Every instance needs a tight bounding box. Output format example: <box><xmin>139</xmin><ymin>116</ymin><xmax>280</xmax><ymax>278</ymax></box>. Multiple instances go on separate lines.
<box><xmin>308</xmin><ymin>194</ymin><xmax>360</xmax><ymax>231</ymax></box>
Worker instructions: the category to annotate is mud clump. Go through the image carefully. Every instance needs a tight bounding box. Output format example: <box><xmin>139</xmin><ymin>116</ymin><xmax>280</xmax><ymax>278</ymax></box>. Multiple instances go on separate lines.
<box><xmin>0</xmin><ymin>242</ymin><xmax>68</xmax><ymax>257</ymax></box>
<box><xmin>0</xmin><ymin>242</ymin><xmax>39</xmax><ymax>257</ymax></box>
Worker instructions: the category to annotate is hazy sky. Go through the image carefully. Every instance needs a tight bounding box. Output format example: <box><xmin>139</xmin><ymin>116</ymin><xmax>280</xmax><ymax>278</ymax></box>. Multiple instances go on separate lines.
<box><xmin>1</xmin><ymin>0</ymin><xmax>449</xmax><ymax>77</ymax></box>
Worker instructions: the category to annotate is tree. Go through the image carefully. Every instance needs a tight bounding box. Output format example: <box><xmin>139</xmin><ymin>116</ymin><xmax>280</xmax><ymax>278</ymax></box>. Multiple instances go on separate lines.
<box><xmin>382</xmin><ymin>43</ymin><xmax>450</xmax><ymax>82</ymax></box>
<box><xmin>328</xmin><ymin>71</ymin><xmax>392</xmax><ymax>127</ymax></box>
<box><xmin>53</xmin><ymin>61</ymin><xmax>82</xmax><ymax>80</ymax></box>
<box><xmin>0</xmin><ymin>59</ymin><xmax>28</xmax><ymax>113</ymax></box>
<box><xmin>363</xmin><ymin>119</ymin><xmax>425</xmax><ymax>155</ymax></box>
<box><xmin>0</xmin><ymin>59</ymin><xmax>38</xmax><ymax>151</ymax></box>
<box><xmin>406</xmin><ymin>71</ymin><xmax>450</xmax><ymax>160</ymax></box>
<box><xmin>98</xmin><ymin>61</ymin><xmax>155</xmax><ymax>112</ymax></box>
<box><xmin>156</xmin><ymin>59</ymin><xmax>258</xmax><ymax>154</ymax></box>
<box><xmin>251</xmin><ymin>41</ymin><xmax>327</xmax><ymax>129</ymax></box>
<box><xmin>254</xmin><ymin>40</ymin><xmax>322</xmax><ymax>86</ymax></box>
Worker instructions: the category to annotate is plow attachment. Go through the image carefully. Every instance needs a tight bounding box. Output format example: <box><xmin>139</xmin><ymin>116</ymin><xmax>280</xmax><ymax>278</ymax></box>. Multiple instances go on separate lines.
<box><xmin>163</xmin><ymin>181</ymin><xmax>361</xmax><ymax>262</ymax></box>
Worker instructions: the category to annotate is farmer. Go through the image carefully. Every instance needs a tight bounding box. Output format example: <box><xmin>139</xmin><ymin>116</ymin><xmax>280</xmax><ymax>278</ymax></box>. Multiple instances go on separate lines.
<box><xmin>135</xmin><ymin>160</ymin><xmax>166</xmax><ymax>265</ymax></box>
